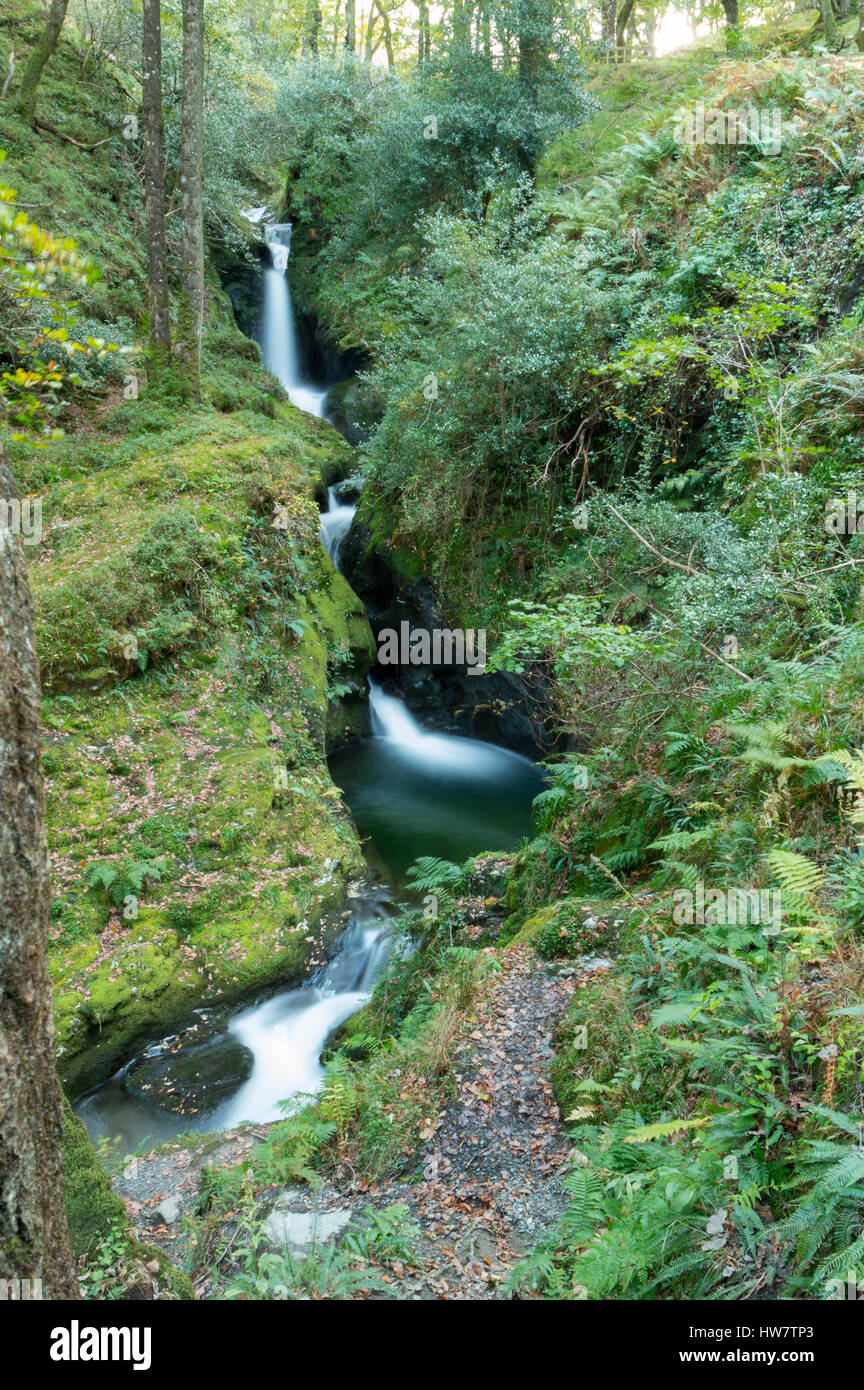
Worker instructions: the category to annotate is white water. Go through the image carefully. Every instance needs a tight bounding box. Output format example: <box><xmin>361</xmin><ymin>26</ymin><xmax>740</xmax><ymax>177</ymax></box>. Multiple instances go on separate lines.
<box><xmin>214</xmin><ymin>893</ymin><xmax>393</xmax><ymax>1127</ymax></box>
<box><xmin>74</xmin><ymin>258</ymin><xmax>542</xmax><ymax>1157</ymax></box>
<box><xmin>368</xmin><ymin>675</ymin><xmax>536</xmax><ymax>779</ymax></box>
<box><xmin>369</xmin><ymin>680</ymin><xmax>425</xmax><ymax>744</ymax></box>
<box><xmin>260</xmin><ymin>223</ymin><xmax>328</xmax><ymax>418</ymax></box>
<box><xmin>319</xmin><ymin>484</ymin><xmax>357</xmax><ymax>566</ymax></box>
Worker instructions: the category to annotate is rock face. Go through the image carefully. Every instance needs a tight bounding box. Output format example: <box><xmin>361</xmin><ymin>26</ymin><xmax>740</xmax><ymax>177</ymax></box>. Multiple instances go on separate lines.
<box><xmin>339</xmin><ymin>519</ymin><xmax>560</xmax><ymax>760</ymax></box>
<box><xmin>324</xmin><ymin>377</ymin><xmax>378</xmax><ymax>447</ymax></box>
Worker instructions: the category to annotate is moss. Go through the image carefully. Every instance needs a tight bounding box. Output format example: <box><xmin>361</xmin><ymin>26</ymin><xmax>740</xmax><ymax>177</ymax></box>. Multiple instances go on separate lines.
<box><xmin>507</xmin><ymin>903</ymin><xmax>558</xmax><ymax>947</ymax></box>
<box><xmin>508</xmin><ymin>898</ymin><xmax>634</xmax><ymax>958</ymax></box>
<box><xmin>321</xmin><ymin>1000</ymin><xmax>375</xmax><ymax>1061</ymax></box>
<box><xmin>550</xmin><ymin>973</ymin><xmax>636</xmax><ymax>1120</ymax></box>
<box><xmin>62</xmin><ymin>1093</ymin><xmax>127</xmax><ymax>1261</ymax></box>
<box><xmin>62</xmin><ymin>1093</ymin><xmax>195</xmax><ymax>1300</ymax></box>
<box><xmin>27</xmin><ymin>381</ymin><xmax>372</xmax><ymax>1095</ymax></box>
<box><xmin>2</xmin><ymin>1</ymin><xmax>375</xmax><ymax>1115</ymax></box>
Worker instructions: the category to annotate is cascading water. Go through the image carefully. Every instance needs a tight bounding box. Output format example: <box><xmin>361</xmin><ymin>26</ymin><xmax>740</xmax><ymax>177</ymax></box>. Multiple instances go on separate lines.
<box><xmin>319</xmin><ymin>483</ymin><xmax>358</xmax><ymax>567</ymax></box>
<box><xmin>259</xmin><ymin>223</ymin><xmax>328</xmax><ymax>418</ymax></box>
<box><xmin>210</xmin><ymin>887</ymin><xmax>393</xmax><ymax>1129</ymax></box>
<box><xmin>74</xmin><ymin>252</ymin><xmax>545</xmax><ymax>1158</ymax></box>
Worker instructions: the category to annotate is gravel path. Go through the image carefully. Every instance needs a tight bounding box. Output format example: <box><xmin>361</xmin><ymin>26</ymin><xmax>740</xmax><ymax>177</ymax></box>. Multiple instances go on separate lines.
<box><xmin>113</xmin><ymin>946</ymin><xmax>610</xmax><ymax>1298</ymax></box>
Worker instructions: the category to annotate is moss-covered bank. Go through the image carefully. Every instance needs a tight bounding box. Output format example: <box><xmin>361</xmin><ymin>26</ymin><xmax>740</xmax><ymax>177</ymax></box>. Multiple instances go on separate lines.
<box><xmin>23</xmin><ymin>393</ymin><xmax>376</xmax><ymax>1095</ymax></box>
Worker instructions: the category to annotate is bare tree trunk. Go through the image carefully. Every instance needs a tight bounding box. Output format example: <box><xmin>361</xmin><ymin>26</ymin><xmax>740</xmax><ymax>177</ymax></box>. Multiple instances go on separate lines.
<box><xmin>15</xmin><ymin>0</ymin><xmax>69</xmax><ymax>124</ymax></box>
<box><xmin>0</xmin><ymin>449</ymin><xmax>77</xmax><ymax>1299</ymax></box>
<box><xmin>616</xmin><ymin>0</ymin><xmax>636</xmax><ymax>58</ymax></box>
<box><xmin>645</xmin><ymin>6</ymin><xmax>656</xmax><ymax>55</ymax></box>
<box><xmin>142</xmin><ymin>0</ymin><xmax>170</xmax><ymax>376</ymax></box>
<box><xmin>363</xmin><ymin>3</ymin><xmax>377</xmax><ymax>60</ymax></box>
<box><xmin>345</xmin><ymin>0</ymin><xmax>356</xmax><ymax>53</ymax></box>
<box><xmin>417</xmin><ymin>0</ymin><xmax>428</xmax><ymax>62</ymax></box>
<box><xmin>177</xmin><ymin>0</ymin><xmax>204</xmax><ymax>404</ymax></box>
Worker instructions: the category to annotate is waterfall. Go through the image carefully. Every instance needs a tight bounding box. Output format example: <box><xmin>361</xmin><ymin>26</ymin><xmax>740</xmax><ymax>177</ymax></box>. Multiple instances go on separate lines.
<box><xmin>368</xmin><ymin>679</ymin><xmax>425</xmax><ymax>744</ymax></box>
<box><xmin>259</xmin><ymin>223</ymin><xmax>328</xmax><ymax>418</ymax></box>
<box><xmin>319</xmin><ymin>484</ymin><xmax>357</xmax><ymax>567</ymax></box>
<box><xmin>214</xmin><ymin>889</ymin><xmax>394</xmax><ymax>1128</ymax></box>
<box><xmin>367</xmin><ymin>673</ymin><xmax>537</xmax><ymax>781</ymax></box>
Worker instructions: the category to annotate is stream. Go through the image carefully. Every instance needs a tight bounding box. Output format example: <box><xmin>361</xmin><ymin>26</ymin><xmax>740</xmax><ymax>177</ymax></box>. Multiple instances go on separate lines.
<box><xmin>75</xmin><ymin>225</ymin><xmax>545</xmax><ymax>1157</ymax></box>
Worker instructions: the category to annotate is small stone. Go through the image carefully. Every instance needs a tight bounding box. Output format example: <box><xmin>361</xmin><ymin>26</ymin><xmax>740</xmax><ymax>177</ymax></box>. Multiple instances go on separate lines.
<box><xmin>154</xmin><ymin>1196</ymin><xmax>179</xmax><ymax>1225</ymax></box>
<box><xmin>146</xmin><ymin>1260</ymin><xmax>160</xmax><ymax>1275</ymax></box>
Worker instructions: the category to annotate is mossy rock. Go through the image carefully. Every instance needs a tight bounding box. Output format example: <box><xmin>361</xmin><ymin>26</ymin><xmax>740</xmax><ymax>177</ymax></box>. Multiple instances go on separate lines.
<box><xmin>508</xmin><ymin>897</ymin><xmax>635</xmax><ymax>958</ymax></box>
<box><xmin>62</xmin><ymin>1094</ymin><xmax>194</xmax><ymax>1300</ymax></box>
<box><xmin>122</xmin><ymin>1034</ymin><xmax>254</xmax><ymax>1116</ymax></box>
<box><xmin>321</xmin><ymin>1000</ymin><xmax>375</xmax><ymax>1061</ymax></box>
<box><xmin>550</xmin><ymin>973</ymin><xmax>635</xmax><ymax>1120</ymax></box>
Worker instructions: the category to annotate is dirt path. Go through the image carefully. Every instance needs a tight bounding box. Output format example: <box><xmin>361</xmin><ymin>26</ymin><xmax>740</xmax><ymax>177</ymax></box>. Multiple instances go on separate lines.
<box><xmin>114</xmin><ymin>946</ymin><xmax>608</xmax><ymax>1298</ymax></box>
<box><xmin>341</xmin><ymin>947</ymin><xmax>581</xmax><ymax>1297</ymax></box>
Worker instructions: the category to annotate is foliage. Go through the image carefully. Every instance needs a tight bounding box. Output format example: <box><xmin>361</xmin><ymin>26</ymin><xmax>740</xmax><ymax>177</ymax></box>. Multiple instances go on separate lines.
<box><xmin>0</xmin><ymin>156</ymin><xmax>121</xmax><ymax>438</ymax></box>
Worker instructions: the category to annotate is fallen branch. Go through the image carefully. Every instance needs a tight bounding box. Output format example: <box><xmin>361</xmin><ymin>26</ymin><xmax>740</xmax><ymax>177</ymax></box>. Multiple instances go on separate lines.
<box><xmin>606</xmin><ymin>500</ymin><xmax>700</xmax><ymax>576</ymax></box>
<box><xmin>34</xmin><ymin>117</ymin><xmax>113</xmax><ymax>151</ymax></box>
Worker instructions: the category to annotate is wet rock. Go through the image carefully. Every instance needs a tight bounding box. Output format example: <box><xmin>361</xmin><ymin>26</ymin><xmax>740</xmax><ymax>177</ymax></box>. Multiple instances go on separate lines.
<box><xmin>324</xmin><ymin>378</ymin><xmax>379</xmax><ymax>446</ymax></box>
<box><xmin>122</xmin><ymin>1034</ymin><xmax>254</xmax><ymax>1116</ymax></box>
<box><xmin>338</xmin><ymin>525</ymin><xmax>560</xmax><ymax>759</ymax></box>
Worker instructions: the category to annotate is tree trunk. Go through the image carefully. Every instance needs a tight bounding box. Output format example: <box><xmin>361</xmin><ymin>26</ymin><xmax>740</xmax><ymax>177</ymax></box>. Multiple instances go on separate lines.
<box><xmin>345</xmin><ymin>0</ymin><xmax>356</xmax><ymax>53</ymax></box>
<box><xmin>15</xmin><ymin>0</ymin><xmax>69</xmax><ymax>124</ymax></box>
<box><xmin>417</xmin><ymin>0</ymin><xmax>428</xmax><ymax>62</ymax></box>
<box><xmin>819</xmin><ymin>0</ymin><xmax>839</xmax><ymax>43</ymax></box>
<box><xmin>0</xmin><ymin>448</ymin><xmax>77</xmax><ymax>1299</ymax></box>
<box><xmin>645</xmin><ymin>8</ymin><xmax>656</xmax><ymax>56</ymax></box>
<box><xmin>602</xmin><ymin>0</ymin><xmax>616</xmax><ymax>53</ymax></box>
<box><xmin>176</xmin><ymin>0</ymin><xmax>204</xmax><ymax>404</ymax></box>
<box><xmin>518</xmin><ymin>0</ymin><xmax>552</xmax><ymax>99</ymax></box>
<box><xmin>721</xmin><ymin>0</ymin><xmax>742</xmax><ymax>48</ymax></box>
<box><xmin>453</xmin><ymin>0</ymin><xmax>471</xmax><ymax>57</ymax></box>
<box><xmin>378</xmin><ymin>1</ymin><xmax>394</xmax><ymax>65</ymax></box>
<box><xmin>142</xmin><ymin>0</ymin><xmax>171</xmax><ymax>376</ymax></box>
<box><xmin>616</xmin><ymin>0</ymin><xmax>636</xmax><ymax>58</ymax></box>
<box><xmin>363</xmin><ymin>3</ymin><xmax>377</xmax><ymax>60</ymax></box>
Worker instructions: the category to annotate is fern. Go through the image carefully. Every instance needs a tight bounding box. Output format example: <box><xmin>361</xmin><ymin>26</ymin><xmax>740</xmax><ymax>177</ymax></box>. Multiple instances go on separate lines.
<box><xmin>766</xmin><ymin>847</ymin><xmax>825</xmax><ymax>907</ymax></box>
<box><xmin>404</xmin><ymin>855</ymin><xmax>464</xmax><ymax>896</ymax></box>
<box><xmin>623</xmin><ymin>1116</ymin><xmax>711</xmax><ymax>1144</ymax></box>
